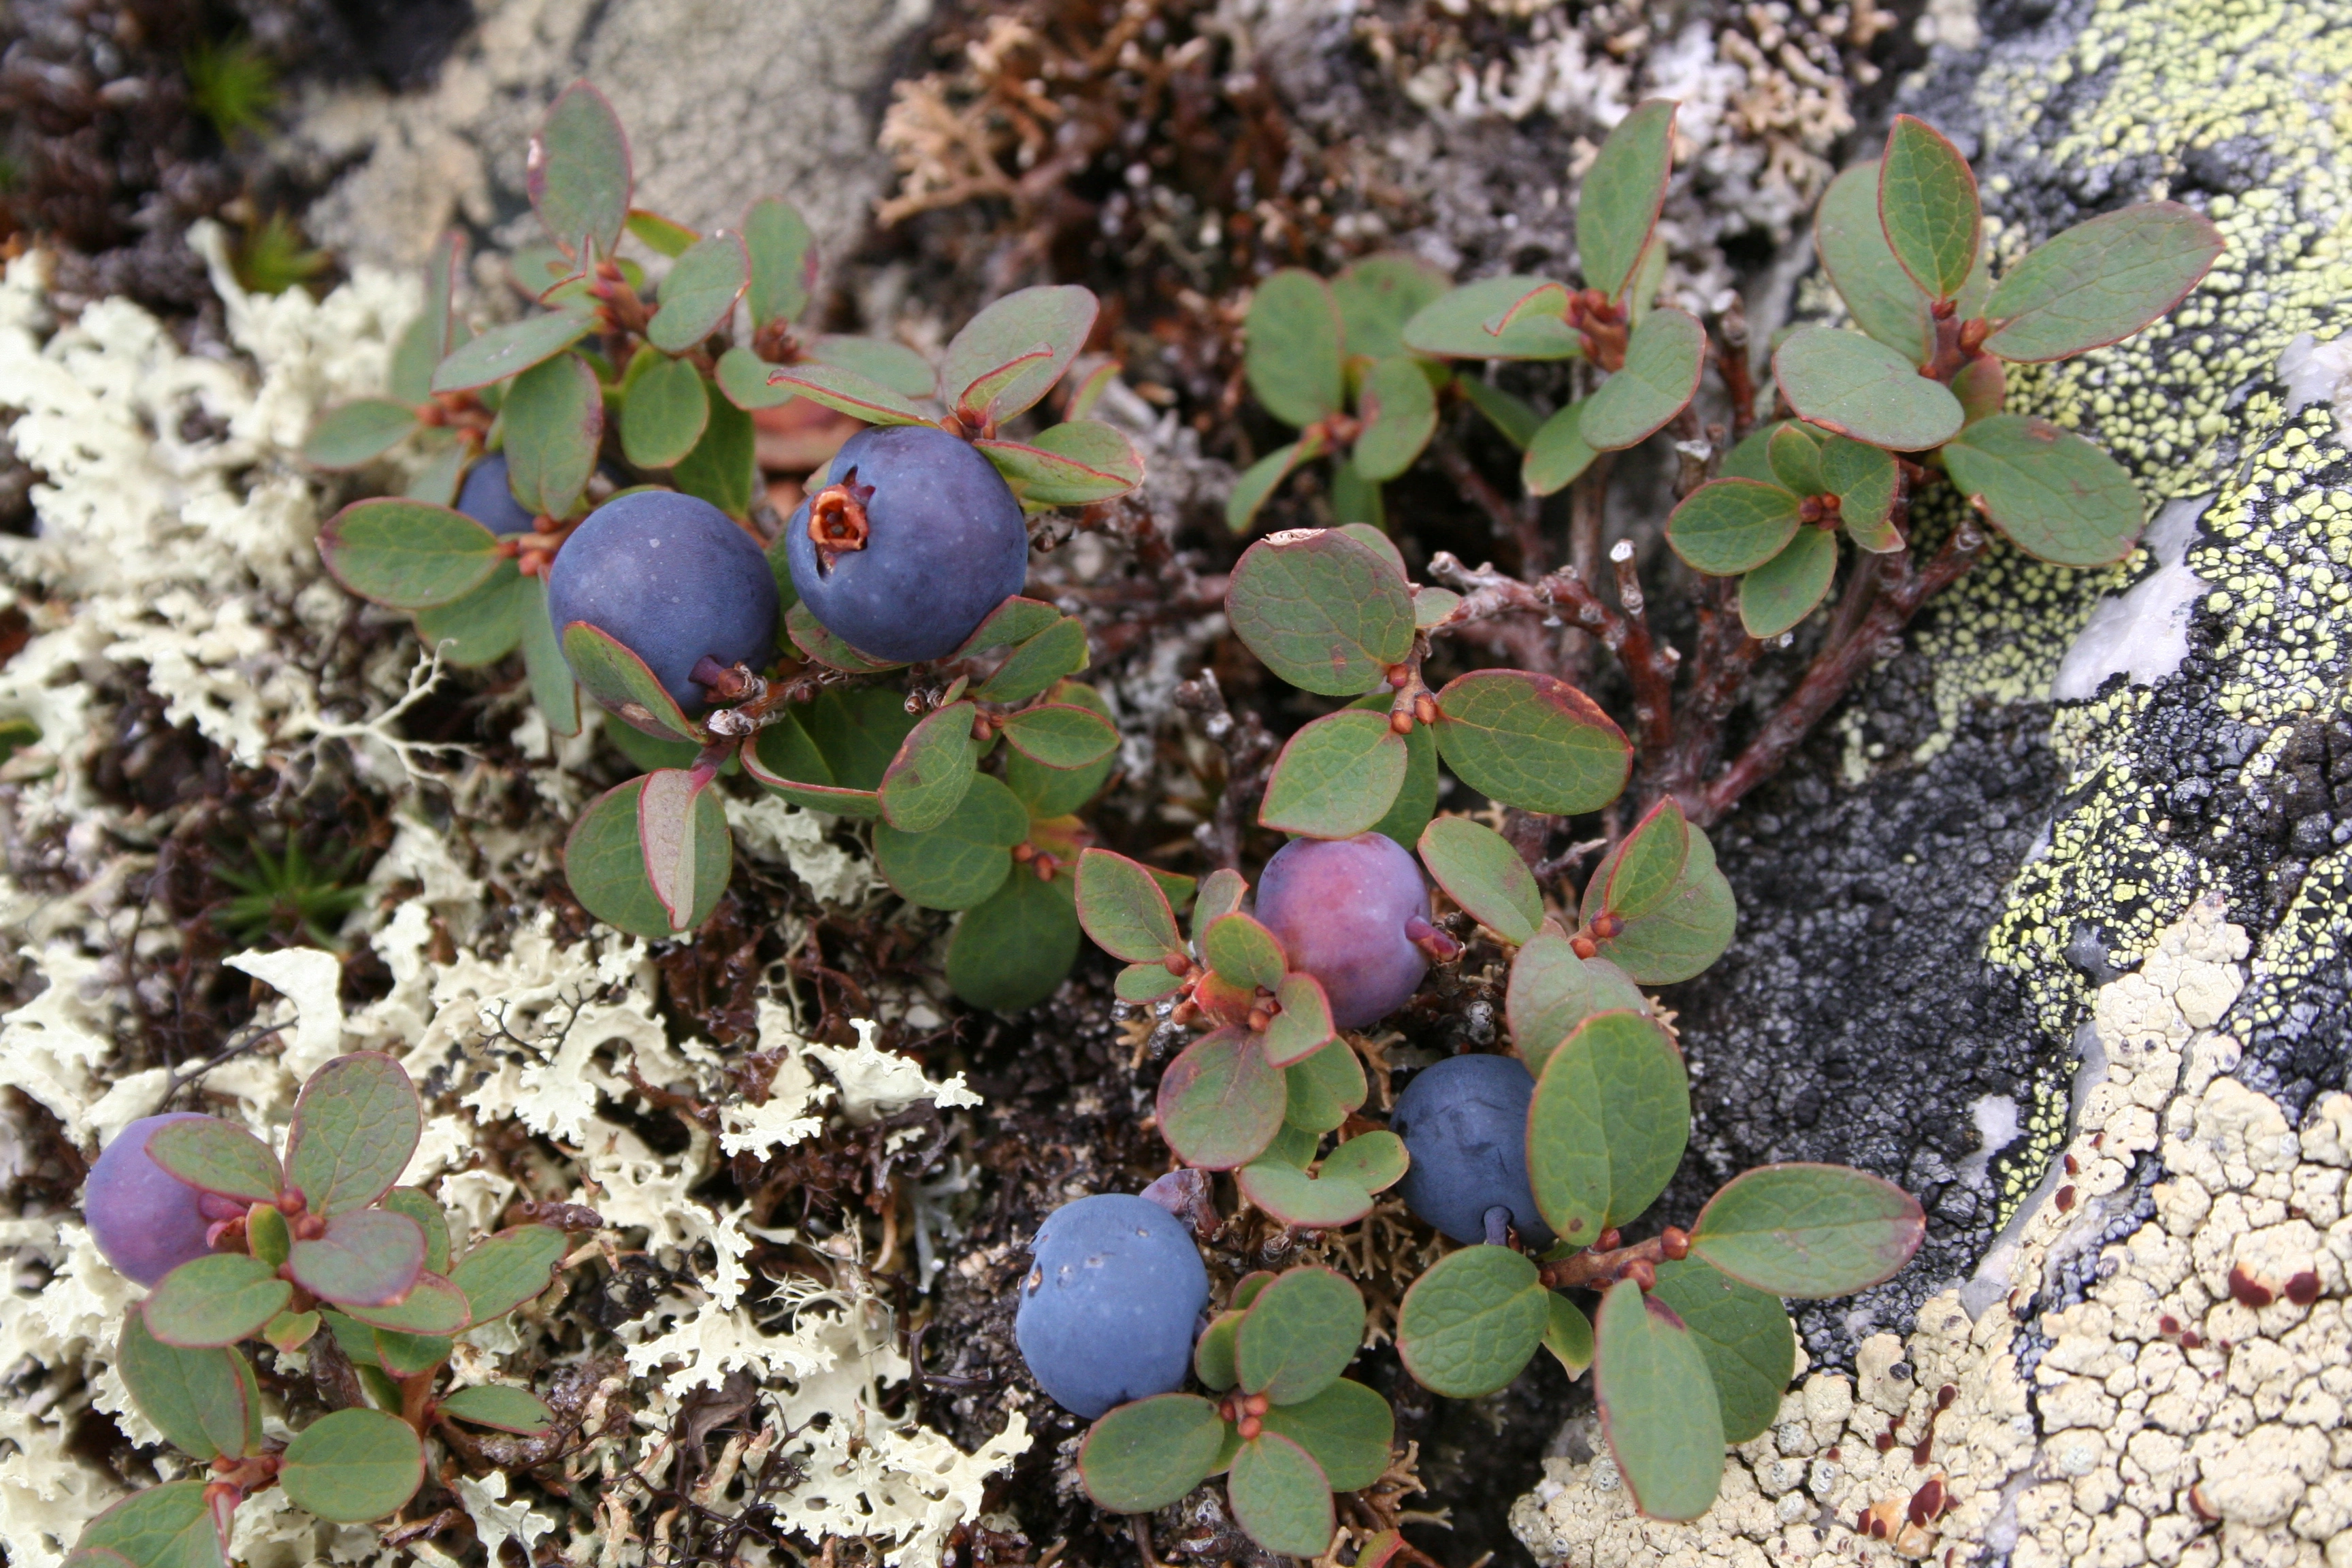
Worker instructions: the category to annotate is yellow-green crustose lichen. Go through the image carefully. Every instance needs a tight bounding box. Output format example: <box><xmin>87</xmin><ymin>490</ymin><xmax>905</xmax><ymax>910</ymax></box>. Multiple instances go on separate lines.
<box><xmin>1882</xmin><ymin>0</ymin><xmax>2352</xmax><ymax>1224</ymax></box>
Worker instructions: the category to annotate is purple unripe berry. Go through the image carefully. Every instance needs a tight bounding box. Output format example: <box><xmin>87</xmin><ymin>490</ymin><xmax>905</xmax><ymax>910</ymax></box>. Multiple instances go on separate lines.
<box><xmin>1015</xmin><ymin>1194</ymin><xmax>1209</xmax><ymax>1420</ymax></box>
<box><xmin>84</xmin><ymin>1113</ymin><xmax>242</xmax><ymax>1286</ymax></box>
<box><xmin>1389</xmin><ymin>1054</ymin><xmax>1554</xmax><ymax>1247</ymax></box>
<box><xmin>546</xmin><ymin>489</ymin><xmax>780</xmax><ymax>713</ymax></box>
<box><xmin>1253</xmin><ymin>834</ymin><xmax>1432</xmax><ymax>1029</ymax></box>
<box><xmin>784</xmin><ymin>425</ymin><xmax>1030</xmax><ymax>664</ymax></box>
<box><xmin>457</xmin><ymin>453</ymin><xmax>537</xmax><ymax>536</ymax></box>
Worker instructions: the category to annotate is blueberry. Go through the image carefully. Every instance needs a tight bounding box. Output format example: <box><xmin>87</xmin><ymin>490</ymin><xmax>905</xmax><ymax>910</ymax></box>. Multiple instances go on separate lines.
<box><xmin>546</xmin><ymin>489</ymin><xmax>780</xmax><ymax>712</ymax></box>
<box><xmin>783</xmin><ymin>425</ymin><xmax>1029</xmax><ymax>664</ymax></box>
<box><xmin>1389</xmin><ymin>1054</ymin><xmax>1554</xmax><ymax>1247</ymax></box>
<box><xmin>1253</xmin><ymin>834</ymin><xmax>1432</xmax><ymax>1029</ymax></box>
<box><xmin>84</xmin><ymin>1113</ymin><xmax>242</xmax><ymax>1286</ymax></box>
<box><xmin>457</xmin><ymin>453</ymin><xmax>538</xmax><ymax>536</ymax></box>
<box><xmin>1015</xmin><ymin>1194</ymin><xmax>1209</xmax><ymax>1419</ymax></box>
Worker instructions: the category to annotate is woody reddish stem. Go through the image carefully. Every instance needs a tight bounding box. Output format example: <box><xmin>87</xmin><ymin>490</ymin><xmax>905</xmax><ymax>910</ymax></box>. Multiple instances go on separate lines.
<box><xmin>1697</xmin><ymin>515</ymin><xmax>1983</xmax><ymax>823</ymax></box>
<box><xmin>1537</xmin><ymin>1226</ymin><xmax>1689</xmax><ymax>1290</ymax></box>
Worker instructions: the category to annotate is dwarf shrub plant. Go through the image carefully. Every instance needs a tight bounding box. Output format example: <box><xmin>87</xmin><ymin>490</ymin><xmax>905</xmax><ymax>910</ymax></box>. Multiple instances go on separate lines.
<box><xmin>72</xmin><ymin>1056</ymin><xmax>570</xmax><ymax>1568</ymax></box>
<box><xmin>259</xmin><ymin>84</ymin><xmax>2221</xmax><ymax>1564</ymax></box>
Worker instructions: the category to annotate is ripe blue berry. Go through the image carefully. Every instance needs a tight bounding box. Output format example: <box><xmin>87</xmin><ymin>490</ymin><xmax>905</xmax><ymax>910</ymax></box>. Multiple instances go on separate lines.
<box><xmin>1389</xmin><ymin>1054</ymin><xmax>1554</xmax><ymax>1247</ymax></box>
<box><xmin>783</xmin><ymin>425</ymin><xmax>1029</xmax><ymax>664</ymax></box>
<box><xmin>546</xmin><ymin>490</ymin><xmax>780</xmax><ymax>712</ymax></box>
<box><xmin>1253</xmin><ymin>834</ymin><xmax>1432</xmax><ymax>1029</ymax></box>
<box><xmin>1015</xmin><ymin>1194</ymin><xmax>1209</xmax><ymax>1419</ymax></box>
<box><xmin>457</xmin><ymin>453</ymin><xmax>537</xmax><ymax>536</ymax></box>
<box><xmin>85</xmin><ymin>1113</ymin><xmax>241</xmax><ymax>1286</ymax></box>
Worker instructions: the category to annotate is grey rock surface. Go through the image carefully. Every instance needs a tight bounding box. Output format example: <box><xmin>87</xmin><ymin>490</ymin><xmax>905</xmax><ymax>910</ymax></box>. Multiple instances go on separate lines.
<box><xmin>288</xmin><ymin>0</ymin><xmax>933</xmax><ymax>274</ymax></box>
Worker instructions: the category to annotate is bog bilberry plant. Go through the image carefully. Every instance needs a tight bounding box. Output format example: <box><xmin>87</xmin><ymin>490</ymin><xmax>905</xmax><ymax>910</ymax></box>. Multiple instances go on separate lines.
<box><xmin>70</xmin><ymin>1055</ymin><xmax>570</xmax><ymax>1567</ymax></box>
<box><xmin>284</xmin><ymin>81</ymin><xmax>2221</xmax><ymax>1565</ymax></box>
<box><xmin>304</xmin><ymin>83</ymin><xmax>1143</xmax><ymax>1010</ymax></box>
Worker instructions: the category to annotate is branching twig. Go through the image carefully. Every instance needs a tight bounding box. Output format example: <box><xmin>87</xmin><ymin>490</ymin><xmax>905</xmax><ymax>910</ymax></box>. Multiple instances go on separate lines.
<box><xmin>1174</xmin><ymin>670</ymin><xmax>1277</xmax><ymax>869</ymax></box>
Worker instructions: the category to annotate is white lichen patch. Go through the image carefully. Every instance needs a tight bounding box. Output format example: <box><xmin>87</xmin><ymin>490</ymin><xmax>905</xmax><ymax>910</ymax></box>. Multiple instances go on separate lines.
<box><xmin>1512</xmin><ymin>902</ymin><xmax>2352</xmax><ymax>1568</ymax></box>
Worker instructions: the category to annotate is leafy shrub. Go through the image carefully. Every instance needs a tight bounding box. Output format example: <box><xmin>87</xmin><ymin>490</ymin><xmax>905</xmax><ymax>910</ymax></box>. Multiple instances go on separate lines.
<box><xmin>73</xmin><ymin>1056</ymin><xmax>570</xmax><ymax>1567</ymax></box>
<box><xmin>281</xmin><ymin>83</ymin><xmax>2219</xmax><ymax>1565</ymax></box>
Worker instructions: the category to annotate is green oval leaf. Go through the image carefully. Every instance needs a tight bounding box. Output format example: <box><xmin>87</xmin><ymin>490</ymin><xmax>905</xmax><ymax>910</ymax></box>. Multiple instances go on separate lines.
<box><xmin>1665</xmin><ymin>479</ymin><xmax>1801</xmax><ymax>577</ymax></box>
<box><xmin>647</xmin><ymin>231</ymin><xmax>749</xmax><ymax>354</ymax></box>
<box><xmin>1688</xmin><ymin>1163</ymin><xmax>1925</xmax><ymax>1297</ymax></box>
<box><xmin>146</xmin><ymin>1118</ymin><xmax>282</xmax><ymax>1205</ymax></box>
<box><xmin>764</xmin><ymin>361</ymin><xmax>938</xmax><ymax>428</ymax></box>
<box><xmin>957</xmin><ymin>595</ymin><xmax>1064</xmax><ymax>655</ymax></box>
<box><xmin>438</xmin><ymin>1382</ymin><xmax>555</xmax><ymax>1435</ymax></box>
<box><xmin>1718</xmin><ymin>421</ymin><xmax>1783</xmax><ymax>482</ymax></box>
<box><xmin>559</xmin><ymin>623</ymin><xmax>704</xmax><ymax>743</ymax></box>
<box><xmin>1814</xmin><ymin>161</ymin><xmax>1930</xmax><ymax>365</ymax></box>
<box><xmin>671</xmin><ymin>377</ymin><xmax>758</xmax><ymax>518</ymax></box>
<box><xmin>1261</xmin><ymin>971</ymin><xmax>1334</xmax><ymax>1068</ymax></box>
<box><xmin>1075</xmin><ymin>847</ymin><xmax>1186</xmax><ymax>962</ymax></box>
<box><xmin>1593</xmin><ymin>1279</ymin><xmax>1724</xmax><ymax>1521</ymax></box>
<box><xmin>1983</xmin><ymin>202</ymin><xmax>2223</xmax><ymax>362</ymax></box>
<box><xmin>1237</xmin><ymin>1130</ymin><xmax>1402</xmax><ymax>1228</ymax></box>
<box><xmin>1648</xmin><ymin>1258</ymin><xmax>1795</xmax><ymax>1443</ymax></box>
<box><xmin>1196</xmin><ymin>1311</ymin><xmax>1244</xmax><ymax>1391</ymax></box>
<box><xmin>943</xmin><ymin>284</ymin><xmax>1098</xmax><ymax>427</ymax></box>
<box><xmin>877</xmin><ymin>774</ymin><xmax>1027</xmax><ymax>911</ymax></box>
<box><xmin>430</xmin><ymin>308</ymin><xmax>598</xmax><ymax>394</ymax></box>
<box><xmin>1284</xmin><ymin>1036</ymin><xmax>1367</xmax><ymax>1133</ymax></box>
<box><xmin>118</xmin><ymin>1311</ymin><xmax>251</xmax><ymax>1460</ymax></box>
<box><xmin>304</xmin><ymin>399</ymin><xmax>418</xmax><ymax>470</ymax></box>
<box><xmin>248</xmin><ymin>1205</ymin><xmax>291</xmax><ymax>1269</ymax></box>
<box><xmin>142</xmin><ymin>1254</ymin><xmax>291</xmax><ymax>1348</ymax></box>
<box><xmin>519</xmin><ymin>574</ymin><xmax>583</xmax><ymax>736</ymax></box>
<box><xmin>372</xmin><ymin>1326</ymin><xmax>451</xmax><ymax>1378</ymax></box>
<box><xmin>1352</xmin><ymin>691</ymin><xmax>1439</xmax><ymax>849</ymax></box>
<box><xmin>288</xmin><ymin>1051</ymin><xmax>421</xmax><ymax>1218</ymax></box>
<box><xmin>1431</xmin><ymin>670</ymin><xmax>1631</xmax><ymax>815</ymax></box>
<box><xmin>977</xmin><ymin>421</ymin><xmax>1145</xmax><ymax>507</ymax></box>
<box><xmin>1740</xmin><ymin>529</ymin><xmax>1838</xmax><ymax>638</ymax></box>
<box><xmin>998</xmin><ymin>703</ymin><xmax>1118</xmax><ymax>770</ymax></box>
<box><xmin>1417</xmin><ymin>816</ymin><xmax>1541</xmax><ymax>945</ymax></box>
<box><xmin>879</xmin><ymin>700</ymin><xmax>980</xmax><ymax>833</ymax></box>
<box><xmin>1544</xmin><ymin>1291</ymin><xmax>1595</xmax><ymax>1377</ymax></box>
<box><xmin>625</xmin><ymin>208</ymin><xmax>698</xmax><ymax>257</ymax></box>
<box><xmin>1260</xmin><ymin>1377</ymin><xmax>1392</xmax><ymax>1492</ymax></box>
<box><xmin>1940</xmin><ymin>412</ymin><xmax>2142</xmax><ymax>566</ymax></box>
<box><xmin>1352</xmin><ymin>356</ymin><xmax>1437</xmax><ymax>481</ymax></box>
<box><xmin>1579</xmin><ymin>100</ymin><xmax>1677</xmax><ymax>301</ymax></box>
<box><xmin>1225</xmin><ymin>438</ymin><xmax>1315</xmax><ymax>533</ymax></box>
<box><xmin>318</xmin><ymin>499</ymin><xmax>502</xmax><ymax>611</ymax></box>
<box><xmin>1461</xmin><ymin>374</ymin><xmax>1544</xmax><ymax>449</ymax></box>
<box><xmin>1229</xmin><ymin>1433</ymin><xmax>1335</xmax><ymax>1558</ymax></box>
<box><xmin>1246</xmin><ymin>270</ymin><xmax>1346</xmax><ymax>427</ymax></box>
<box><xmin>1772</xmin><ymin>327</ymin><xmax>1963</xmax><ymax>451</ymax></box>
<box><xmin>1765</xmin><ymin>423</ymin><xmax>1826</xmax><ymax>496</ymax></box>
<box><xmin>1227</xmin><ymin>527</ymin><xmax>1414</xmax><ymax>696</ymax></box>
<box><xmin>1578</xmin><ymin>819</ymin><xmax>1735</xmax><ymax>985</ymax></box>
<box><xmin>1259</xmin><ymin>710</ymin><xmax>1409</xmax><ymax>839</ymax></box>
<box><xmin>1079</xmin><ymin>1394</ymin><xmax>1229</xmax><ymax>1514</ymax></box>
<box><xmin>504</xmin><ymin>350</ymin><xmax>602</xmax><ymax>519</ymax></box>
<box><xmin>1523</xmin><ymin>398</ymin><xmax>1597</xmax><ymax>496</ymax></box>
<box><xmin>1528</xmin><ymin>1011</ymin><xmax>1689</xmax><ymax>1245</ymax></box>
<box><xmin>281</xmin><ymin>1406</ymin><xmax>425</xmax><ymax>1524</ymax></box>
<box><xmin>1878</xmin><ymin>116</ymin><xmax>1980</xmax><ymax>304</ymax></box>
<box><xmin>1333</xmin><ymin>254</ymin><xmax>1450</xmax><ymax>361</ymax></box>
<box><xmin>743</xmin><ymin>195</ymin><xmax>816</xmax><ymax>328</ymax></box>
<box><xmin>713</xmin><ymin>343</ymin><xmax>796</xmax><ymax>410</ymax></box>
<box><xmin>1599</xmin><ymin>797</ymin><xmax>1691</xmax><ymax>920</ymax></box>
<box><xmin>529</xmin><ymin>81</ymin><xmax>630</xmax><ymax>259</ymax></box>
<box><xmin>977</xmin><ymin>617</ymin><xmax>1088</xmax><ymax>704</ymax></box>
<box><xmin>808</xmin><ymin>333</ymin><xmax>936</xmax><ymax>397</ymax></box>
<box><xmin>785</xmin><ymin>600</ymin><xmax>905</xmax><ymax>675</ymax></box>
<box><xmin>1236</xmin><ymin>1266</ymin><xmax>1364</xmax><ymax>1405</ymax></box>
<box><xmin>1403</xmin><ymin>276</ymin><xmax>1584</xmax><ymax>361</ymax></box>
<box><xmin>745</xmin><ymin>709</ymin><xmax>875</xmax><ymax>815</ymax></box>
<box><xmin>1158</xmin><ymin>1027</ymin><xmax>1285</xmax><ymax>1170</ymax></box>
<box><xmin>76</xmin><ymin>1481</ymin><xmax>223</xmax><ymax>1568</ymax></box>
<box><xmin>622</xmin><ymin>353</ymin><xmax>711</xmax><ymax>468</ymax></box>
<box><xmin>1395</xmin><ymin>1244</ymin><xmax>1546</xmax><ymax>1399</ymax></box>
<box><xmin>336</xmin><ymin>1271</ymin><xmax>470</xmax><ymax>1336</ymax></box>
<box><xmin>1506</xmin><ymin>932</ymin><xmax>1647</xmax><ymax>1076</ymax></box>
<box><xmin>287</xmin><ymin>1209</ymin><xmax>425</xmax><ymax>1307</ymax></box>
<box><xmin>945</xmin><ymin>866</ymin><xmax>1081</xmax><ymax>1012</ymax></box>
<box><xmin>1580</xmin><ymin>308</ymin><xmax>1704</xmax><ymax>451</ymax></box>
<box><xmin>1820</xmin><ymin>434</ymin><xmax>1900</xmax><ymax>549</ymax></box>
<box><xmin>1203</xmin><ymin>911</ymin><xmax>1286</xmax><ymax>993</ymax></box>
<box><xmin>564</xmin><ymin>773</ymin><xmax>730</xmax><ymax>939</ymax></box>
<box><xmin>449</xmin><ymin>1224</ymin><xmax>569</xmax><ymax>1322</ymax></box>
